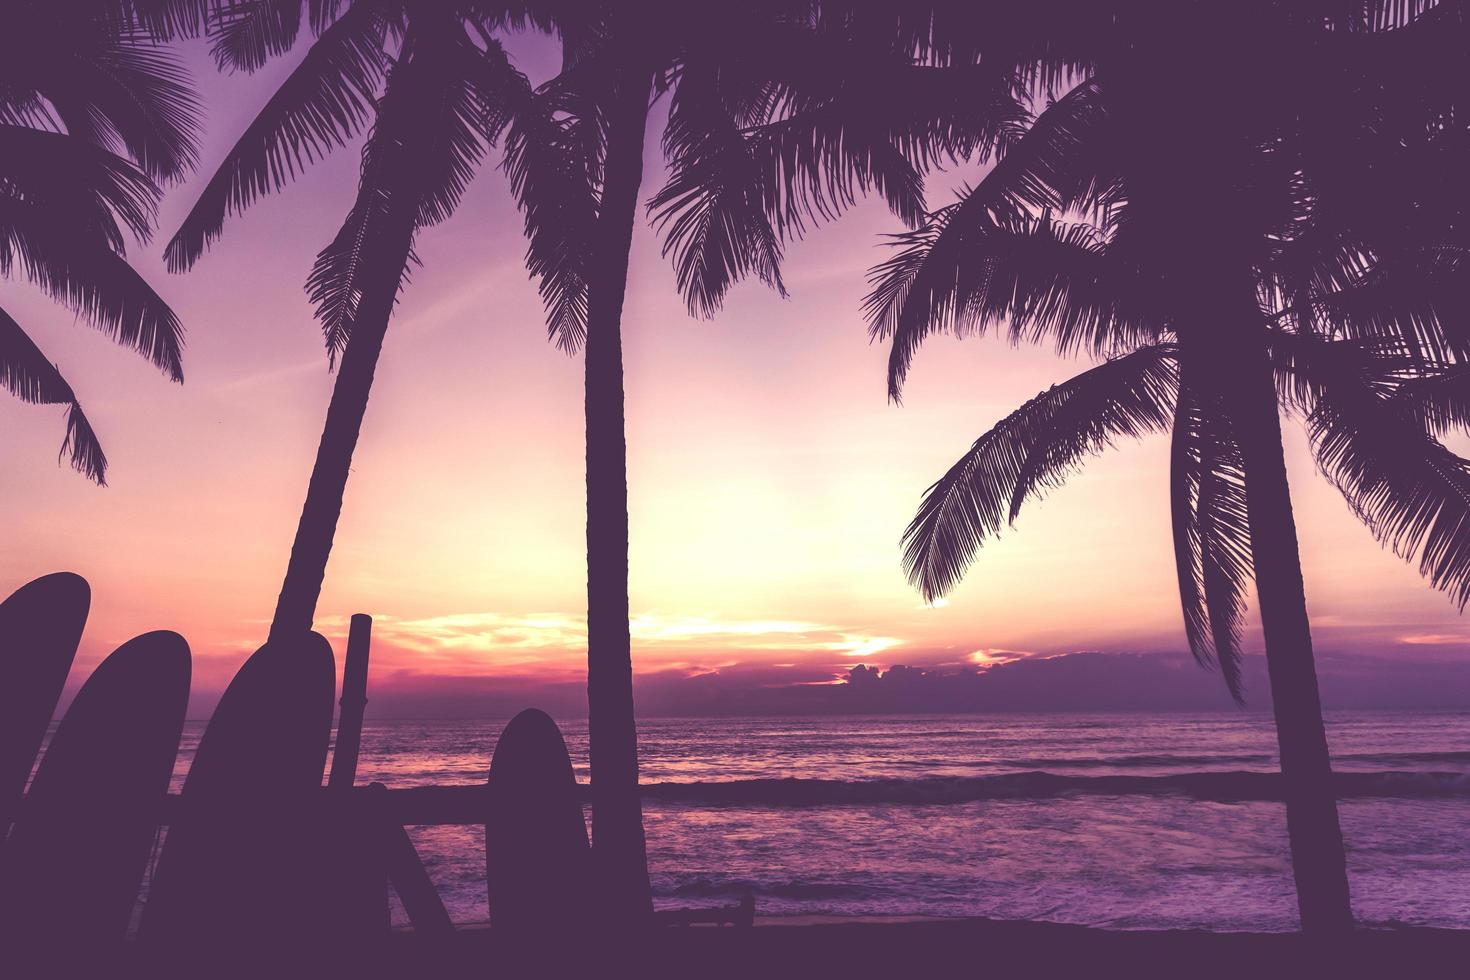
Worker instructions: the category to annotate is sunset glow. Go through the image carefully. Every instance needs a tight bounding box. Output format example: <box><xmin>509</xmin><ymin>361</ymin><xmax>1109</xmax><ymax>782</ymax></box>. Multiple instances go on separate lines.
<box><xmin>2</xmin><ymin>32</ymin><xmax>1467</xmax><ymax>718</ymax></box>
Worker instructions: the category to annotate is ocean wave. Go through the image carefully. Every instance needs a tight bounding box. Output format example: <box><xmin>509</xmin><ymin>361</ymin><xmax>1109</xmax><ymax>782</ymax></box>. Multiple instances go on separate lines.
<box><xmin>955</xmin><ymin>750</ymin><xmax>1470</xmax><ymax>770</ymax></box>
<box><xmin>637</xmin><ymin>770</ymin><xmax>1470</xmax><ymax>805</ymax></box>
<box><xmin>665</xmin><ymin>877</ymin><xmax>869</xmax><ymax>900</ymax></box>
<box><xmin>969</xmin><ymin>753</ymin><xmax>1279</xmax><ymax>769</ymax></box>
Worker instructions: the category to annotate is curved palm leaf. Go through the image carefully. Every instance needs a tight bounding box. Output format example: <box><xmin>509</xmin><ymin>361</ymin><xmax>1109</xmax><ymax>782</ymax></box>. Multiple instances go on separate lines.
<box><xmin>1170</xmin><ymin>380</ymin><xmax>1253</xmax><ymax>702</ymax></box>
<box><xmin>869</xmin><ymin>212</ymin><xmax>1160</xmax><ymax>399</ymax></box>
<box><xmin>0</xmin><ymin>304</ymin><xmax>107</xmax><ymax>483</ymax></box>
<box><xmin>1315</xmin><ymin>248</ymin><xmax>1470</xmax><ymax>363</ymax></box>
<box><xmin>742</xmin><ymin>55</ymin><xmax>1027</xmax><ymax>168</ymax></box>
<box><xmin>651</xmin><ymin>22</ymin><xmax>1042</xmax><ymax>319</ymax></box>
<box><xmin>31</xmin><ymin>39</ymin><xmax>200</xmax><ymax>182</ymax></box>
<box><xmin>211</xmin><ymin>0</ymin><xmax>306</xmax><ymax>73</ymax></box>
<box><xmin>647</xmin><ymin>64</ymin><xmax>788</xmax><ymax>317</ymax></box>
<box><xmin>501</xmin><ymin>57</ymin><xmax>607</xmax><ymax>352</ymax></box>
<box><xmin>864</xmin><ymin>77</ymin><xmax>1117</xmax><ymax>392</ymax></box>
<box><xmin>0</xmin><ymin>195</ymin><xmax>184</xmax><ymax>380</ymax></box>
<box><xmin>465</xmin><ymin>29</ymin><xmax>531</xmax><ymax>146</ymax></box>
<box><xmin>114</xmin><ymin>0</ymin><xmax>213</xmax><ymax>39</ymax></box>
<box><xmin>1392</xmin><ymin>362</ymin><xmax>1470</xmax><ymax>436</ymax></box>
<box><xmin>0</xmin><ymin>125</ymin><xmax>160</xmax><ymax>249</ymax></box>
<box><xmin>164</xmin><ymin>0</ymin><xmax>387</xmax><ymax>270</ymax></box>
<box><xmin>1302</xmin><ymin>342</ymin><xmax>1470</xmax><ymax>608</ymax></box>
<box><xmin>308</xmin><ymin>18</ymin><xmax>491</xmax><ymax>360</ymax></box>
<box><xmin>902</xmin><ymin>343</ymin><xmax>1178</xmax><ymax>600</ymax></box>
<box><xmin>1267</xmin><ymin>330</ymin><xmax>1413</xmax><ymax>415</ymax></box>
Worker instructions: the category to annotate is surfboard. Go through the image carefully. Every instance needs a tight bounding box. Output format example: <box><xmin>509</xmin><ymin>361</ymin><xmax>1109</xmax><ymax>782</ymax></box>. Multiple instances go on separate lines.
<box><xmin>0</xmin><ymin>572</ymin><xmax>89</xmax><ymax>837</ymax></box>
<box><xmin>485</xmin><ymin>708</ymin><xmax>591</xmax><ymax>931</ymax></box>
<box><xmin>0</xmin><ymin>630</ymin><xmax>189</xmax><ymax>947</ymax></box>
<box><xmin>140</xmin><ymin>630</ymin><xmax>335</xmax><ymax>950</ymax></box>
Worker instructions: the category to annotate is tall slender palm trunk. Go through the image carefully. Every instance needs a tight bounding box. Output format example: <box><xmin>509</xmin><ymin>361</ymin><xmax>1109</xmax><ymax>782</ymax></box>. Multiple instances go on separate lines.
<box><xmin>269</xmin><ymin>202</ymin><xmax>419</xmax><ymax>642</ymax></box>
<box><xmin>582</xmin><ymin>59</ymin><xmax>655</xmax><ymax>917</ymax></box>
<box><xmin>1220</xmin><ymin>316</ymin><xmax>1354</xmax><ymax>934</ymax></box>
<box><xmin>1109</xmin><ymin>18</ymin><xmax>1355</xmax><ymax>929</ymax></box>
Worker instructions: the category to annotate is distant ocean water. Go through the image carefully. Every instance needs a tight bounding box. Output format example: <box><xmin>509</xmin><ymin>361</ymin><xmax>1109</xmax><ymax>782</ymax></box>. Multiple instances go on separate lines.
<box><xmin>150</xmin><ymin>712</ymin><xmax>1469</xmax><ymax>931</ymax></box>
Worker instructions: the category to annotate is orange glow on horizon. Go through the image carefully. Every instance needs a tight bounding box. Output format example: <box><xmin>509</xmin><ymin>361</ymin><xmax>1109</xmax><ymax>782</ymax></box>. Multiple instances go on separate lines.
<box><xmin>3</xmin><ymin>34</ymin><xmax>1468</xmax><ymax>715</ymax></box>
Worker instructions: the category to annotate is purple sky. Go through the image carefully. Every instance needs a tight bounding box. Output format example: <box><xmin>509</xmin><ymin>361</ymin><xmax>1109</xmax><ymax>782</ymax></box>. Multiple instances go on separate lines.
<box><xmin>3</xmin><ymin>29</ymin><xmax>1469</xmax><ymax>716</ymax></box>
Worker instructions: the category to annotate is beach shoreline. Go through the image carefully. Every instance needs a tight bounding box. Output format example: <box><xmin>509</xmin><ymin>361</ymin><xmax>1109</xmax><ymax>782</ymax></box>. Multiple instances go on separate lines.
<box><xmin>87</xmin><ymin>916</ymin><xmax>1470</xmax><ymax>978</ymax></box>
<box><xmin>367</xmin><ymin>916</ymin><xmax>1470</xmax><ymax>979</ymax></box>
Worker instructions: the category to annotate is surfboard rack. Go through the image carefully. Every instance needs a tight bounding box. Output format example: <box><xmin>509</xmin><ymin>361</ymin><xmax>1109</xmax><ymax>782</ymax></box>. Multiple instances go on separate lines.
<box><xmin>152</xmin><ymin>784</ymin><xmax>757</xmax><ymax>929</ymax></box>
<box><xmin>363</xmin><ymin>782</ymin><xmax>454</xmax><ymax>934</ymax></box>
<box><xmin>2</xmin><ymin>591</ymin><xmax>756</xmax><ymax>943</ymax></box>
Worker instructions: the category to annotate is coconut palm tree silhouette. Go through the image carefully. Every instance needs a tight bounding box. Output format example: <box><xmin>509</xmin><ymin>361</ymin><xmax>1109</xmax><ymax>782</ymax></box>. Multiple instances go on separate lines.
<box><xmin>505</xmin><ymin>1</ymin><xmax>1018</xmax><ymax>915</ymax></box>
<box><xmin>161</xmin><ymin>1</ymin><xmax>536</xmax><ymax>641</ymax></box>
<box><xmin>868</xmin><ymin>3</ymin><xmax>1470</xmax><ymax>933</ymax></box>
<box><xmin>0</xmin><ymin>1</ymin><xmax>199</xmax><ymax>483</ymax></box>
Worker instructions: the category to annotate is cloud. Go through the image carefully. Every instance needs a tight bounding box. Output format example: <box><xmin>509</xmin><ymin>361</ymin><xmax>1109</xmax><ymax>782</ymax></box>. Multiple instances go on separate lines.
<box><xmin>1397</xmin><ymin>632</ymin><xmax>1469</xmax><ymax>646</ymax></box>
<box><xmin>968</xmin><ymin>648</ymin><xmax>1031</xmax><ymax>666</ymax></box>
<box><xmin>163</xmin><ymin>643</ymin><xmax>1470</xmax><ymax>719</ymax></box>
<box><xmin>323</xmin><ymin>610</ymin><xmax>902</xmax><ymax>675</ymax></box>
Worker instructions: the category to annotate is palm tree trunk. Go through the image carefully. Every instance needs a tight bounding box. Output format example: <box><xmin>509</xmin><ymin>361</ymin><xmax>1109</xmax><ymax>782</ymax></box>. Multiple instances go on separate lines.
<box><xmin>1220</xmin><ymin>318</ymin><xmax>1354</xmax><ymax>934</ymax></box>
<box><xmin>269</xmin><ymin>204</ymin><xmax>419</xmax><ymax>642</ymax></box>
<box><xmin>582</xmin><ymin>59</ymin><xmax>655</xmax><ymax>918</ymax></box>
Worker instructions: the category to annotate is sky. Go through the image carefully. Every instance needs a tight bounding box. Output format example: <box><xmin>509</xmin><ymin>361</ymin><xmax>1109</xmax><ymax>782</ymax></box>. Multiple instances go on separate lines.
<box><xmin>3</xmin><ymin>31</ymin><xmax>1469</xmax><ymax>717</ymax></box>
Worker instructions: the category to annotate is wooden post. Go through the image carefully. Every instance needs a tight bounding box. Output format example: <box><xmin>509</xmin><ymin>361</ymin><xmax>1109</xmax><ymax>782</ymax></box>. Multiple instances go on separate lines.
<box><xmin>326</xmin><ymin>615</ymin><xmax>385</xmax><ymax>933</ymax></box>
<box><xmin>329</xmin><ymin>614</ymin><xmax>372</xmax><ymax>790</ymax></box>
<box><xmin>366</xmin><ymin>783</ymin><xmax>454</xmax><ymax>935</ymax></box>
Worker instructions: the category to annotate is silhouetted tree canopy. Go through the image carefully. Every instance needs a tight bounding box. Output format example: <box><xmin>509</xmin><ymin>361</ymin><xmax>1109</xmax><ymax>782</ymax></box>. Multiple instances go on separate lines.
<box><xmin>0</xmin><ymin>1</ymin><xmax>200</xmax><ymax>482</ymax></box>
<box><xmin>868</xmin><ymin>2</ymin><xmax>1470</xmax><ymax>703</ymax></box>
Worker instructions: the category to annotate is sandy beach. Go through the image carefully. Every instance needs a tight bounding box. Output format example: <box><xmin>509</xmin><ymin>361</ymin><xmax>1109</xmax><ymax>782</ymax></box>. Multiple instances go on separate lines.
<box><xmin>363</xmin><ymin>917</ymin><xmax>1470</xmax><ymax>979</ymax></box>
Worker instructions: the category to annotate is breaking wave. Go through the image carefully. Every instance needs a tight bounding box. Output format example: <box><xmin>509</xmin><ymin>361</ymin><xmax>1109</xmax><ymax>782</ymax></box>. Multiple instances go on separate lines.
<box><xmin>638</xmin><ymin>770</ymin><xmax>1470</xmax><ymax>806</ymax></box>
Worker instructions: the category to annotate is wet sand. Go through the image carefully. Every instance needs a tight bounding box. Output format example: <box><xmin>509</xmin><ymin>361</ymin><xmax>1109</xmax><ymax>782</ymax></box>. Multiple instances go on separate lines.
<box><xmin>98</xmin><ymin>915</ymin><xmax>1470</xmax><ymax>977</ymax></box>
<box><xmin>372</xmin><ymin>916</ymin><xmax>1470</xmax><ymax>979</ymax></box>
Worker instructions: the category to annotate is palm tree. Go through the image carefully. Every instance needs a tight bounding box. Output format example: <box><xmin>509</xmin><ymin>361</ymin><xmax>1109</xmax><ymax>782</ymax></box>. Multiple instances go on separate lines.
<box><xmin>0</xmin><ymin>1</ymin><xmax>199</xmax><ymax>483</ymax></box>
<box><xmin>162</xmin><ymin>1</ymin><xmax>534</xmax><ymax>641</ymax></box>
<box><xmin>867</xmin><ymin>4</ymin><xmax>1470</xmax><ymax>933</ymax></box>
<box><xmin>504</xmin><ymin>1</ymin><xmax>1019</xmax><ymax>914</ymax></box>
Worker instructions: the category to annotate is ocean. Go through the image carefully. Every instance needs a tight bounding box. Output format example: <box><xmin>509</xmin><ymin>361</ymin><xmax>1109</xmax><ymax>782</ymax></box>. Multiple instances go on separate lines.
<box><xmin>147</xmin><ymin>710</ymin><xmax>1470</xmax><ymax>932</ymax></box>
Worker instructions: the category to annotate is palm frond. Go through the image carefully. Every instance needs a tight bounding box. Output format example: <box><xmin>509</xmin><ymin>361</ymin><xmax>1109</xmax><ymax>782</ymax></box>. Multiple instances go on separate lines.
<box><xmin>648</xmin><ymin>13</ymin><xmax>1040</xmax><ymax>317</ymax></box>
<box><xmin>827</xmin><ymin>0</ymin><xmax>1107</xmax><ymax>84</ymax></box>
<box><xmin>210</xmin><ymin>0</ymin><xmax>306</xmax><ymax>73</ymax></box>
<box><xmin>1302</xmin><ymin>341</ymin><xmax>1470</xmax><ymax>608</ymax></box>
<box><xmin>1311</xmin><ymin>0</ymin><xmax>1439</xmax><ymax>31</ymax></box>
<box><xmin>307</xmin><ymin>18</ymin><xmax>486</xmax><ymax>360</ymax></box>
<box><xmin>307</xmin><ymin>0</ymin><xmax>349</xmax><ymax>33</ymax></box>
<box><xmin>705</xmin><ymin>7</ymin><xmax>1036</xmax><ymax>170</ymax></box>
<box><xmin>392</xmin><ymin>37</ymin><xmax>489</xmax><ymax>229</ymax></box>
<box><xmin>1170</xmin><ymin>380</ymin><xmax>1253</xmax><ymax>702</ymax></box>
<box><xmin>1267</xmin><ymin>330</ymin><xmax>1413</xmax><ymax>415</ymax></box>
<box><xmin>1392</xmin><ymin>363</ymin><xmax>1470</xmax><ymax>436</ymax></box>
<box><xmin>464</xmin><ymin>31</ymin><xmax>532</xmax><ymax>146</ymax></box>
<box><xmin>862</xmin><ymin>76</ymin><xmax>1116</xmax><ymax>396</ymax></box>
<box><xmin>306</xmin><ymin>187</ymin><xmax>388</xmax><ymax>363</ymax></box>
<box><xmin>60</xmin><ymin>396</ymin><xmax>108</xmax><ymax>485</ymax></box>
<box><xmin>902</xmin><ymin>343</ymin><xmax>1178</xmax><ymax>601</ymax></box>
<box><xmin>647</xmin><ymin>64</ymin><xmax>788</xmax><ymax>317</ymax></box>
<box><xmin>0</xmin><ymin>303</ymin><xmax>107</xmax><ymax>482</ymax></box>
<box><xmin>993</xmin><ymin>77</ymin><xmax>1117</xmax><ymax>218</ymax></box>
<box><xmin>731</xmin><ymin>57</ymin><xmax>1025</xmax><ymax>178</ymax></box>
<box><xmin>164</xmin><ymin>1</ymin><xmax>387</xmax><ymax>270</ymax></box>
<box><xmin>0</xmin><ymin>125</ymin><xmax>161</xmax><ymax>249</ymax></box>
<box><xmin>472</xmin><ymin>1</ymin><xmax>590</xmax><ymax>37</ymax></box>
<box><xmin>114</xmin><ymin>0</ymin><xmax>213</xmax><ymax>39</ymax></box>
<box><xmin>1314</xmin><ymin>248</ymin><xmax>1470</xmax><ymax>362</ymax></box>
<box><xmin>40</xmin><ymin>38</ymin><xmax>201</xmax><ymax>182</ymax></box>
<box><xmin>0</xmin><ymin>195</ymin><xmax>184</xmax><ymax>380</ymax></box>
<box><xmin>869</xmin><ymin>212</ymin><xmax>1160</xmax><ymax>399</ymax></box>
<box><xmin>501</xmin><ymin>59</ymin><xmax>607</xmax><ymax>352</ymax></box>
